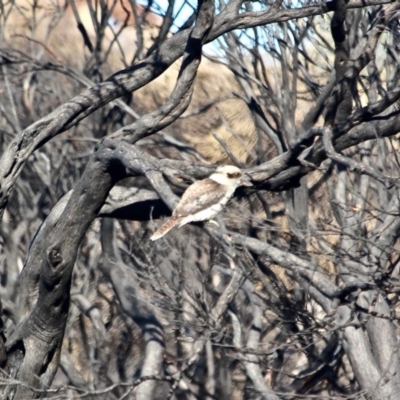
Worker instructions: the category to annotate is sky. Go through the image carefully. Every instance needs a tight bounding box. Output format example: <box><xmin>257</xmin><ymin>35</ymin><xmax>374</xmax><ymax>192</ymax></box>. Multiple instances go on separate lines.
<box><xmin>146</xmin><ymin>0</ymin><xmax>228</xmax><ymax>56</ymax></box>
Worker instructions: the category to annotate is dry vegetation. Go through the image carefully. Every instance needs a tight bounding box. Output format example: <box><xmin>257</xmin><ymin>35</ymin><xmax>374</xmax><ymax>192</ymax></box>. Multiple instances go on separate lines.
<box><xmin>1</xmin><ymin>0</ymin><xmax>400</xmax><ymax>399</ymax></box>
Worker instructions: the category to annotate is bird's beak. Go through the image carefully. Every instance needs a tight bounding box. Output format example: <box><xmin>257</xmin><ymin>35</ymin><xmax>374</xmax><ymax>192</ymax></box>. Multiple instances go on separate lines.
<box><xmin>240</xmin><ymin>174</ymin><xmax>253</xmax><ymax>187</ymax></box>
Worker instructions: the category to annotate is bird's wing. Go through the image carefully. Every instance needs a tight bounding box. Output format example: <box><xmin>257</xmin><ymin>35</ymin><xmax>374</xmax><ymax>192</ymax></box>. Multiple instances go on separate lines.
<box><xmin>173</xmin><ymin>179</ymin><xmax>228</xmax><ymax>217</ymax></box>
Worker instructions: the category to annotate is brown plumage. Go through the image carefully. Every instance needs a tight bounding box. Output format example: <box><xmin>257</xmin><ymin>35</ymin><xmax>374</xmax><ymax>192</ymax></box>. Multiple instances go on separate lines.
<box><xmin>150</xmin><ymin>166</ymin><xmax>252</xmax><ymax>241</ymax></box>
<box><xmin>149</xmin><ymin>217</ymin><xmax>185</xmax><ymax>241</ymax></box>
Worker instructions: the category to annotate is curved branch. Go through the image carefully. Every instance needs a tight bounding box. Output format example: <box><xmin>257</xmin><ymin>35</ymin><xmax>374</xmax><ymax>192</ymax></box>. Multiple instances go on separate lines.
<box><xmin>4</xmin><ymin>142</ymin><xmax>124</xmax><ymax>399</ymax></box>
<box><xmin>0</xmin><ymin>0</ymin><xmax>393</xmax><ymax>222</ymax></box>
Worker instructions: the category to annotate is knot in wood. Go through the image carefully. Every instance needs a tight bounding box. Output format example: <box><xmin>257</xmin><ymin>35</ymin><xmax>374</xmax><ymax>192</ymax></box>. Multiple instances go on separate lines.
<box><xmin>49</xmin><ymin>248</ymin><xmax>63</xmax><ymax>268</ymax></box>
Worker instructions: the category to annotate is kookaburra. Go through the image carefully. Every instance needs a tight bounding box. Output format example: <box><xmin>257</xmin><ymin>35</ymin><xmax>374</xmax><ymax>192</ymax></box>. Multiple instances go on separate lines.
<box><xmin>150</xmin><ymin>165</ymin><xmax>252</xmax><ymax>241</ymax></box>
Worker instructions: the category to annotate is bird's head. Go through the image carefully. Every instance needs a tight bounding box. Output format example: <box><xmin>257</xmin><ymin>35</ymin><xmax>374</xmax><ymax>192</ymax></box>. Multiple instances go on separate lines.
<box><xmin>210</xmin><ymin>165</ymin><xmax>253</xmax><ymax>187</ymax></box>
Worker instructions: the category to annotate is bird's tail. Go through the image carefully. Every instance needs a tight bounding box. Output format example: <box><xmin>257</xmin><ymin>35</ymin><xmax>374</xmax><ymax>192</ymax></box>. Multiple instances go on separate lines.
<box><xmin>150</xmin><ymin>217</ymin><xmax>184</xmax><ymax>241</ymax></box>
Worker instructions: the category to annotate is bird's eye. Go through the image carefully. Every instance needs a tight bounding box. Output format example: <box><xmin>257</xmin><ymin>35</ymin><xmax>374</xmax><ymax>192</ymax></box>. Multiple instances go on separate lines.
<box><xmin>227</xmin><ymin>172</ymin><xmax>241</xmax><ymax>179</ymax></box>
